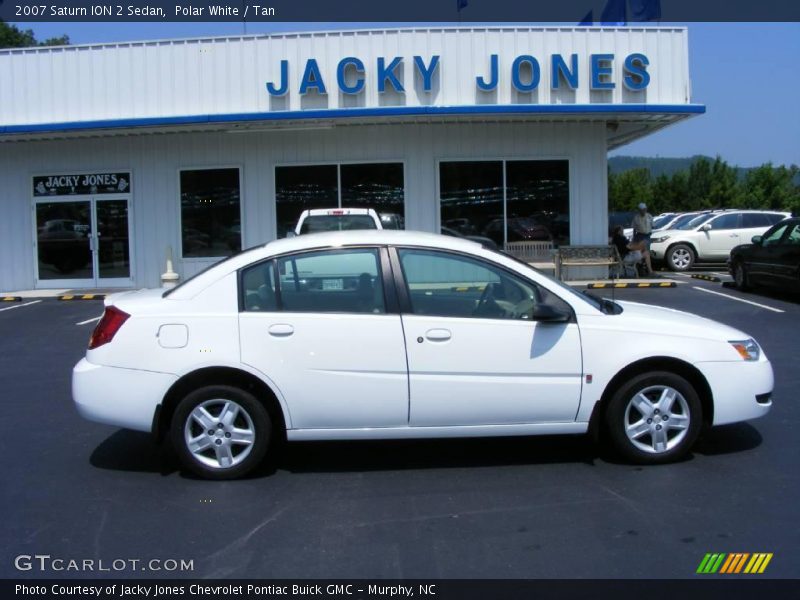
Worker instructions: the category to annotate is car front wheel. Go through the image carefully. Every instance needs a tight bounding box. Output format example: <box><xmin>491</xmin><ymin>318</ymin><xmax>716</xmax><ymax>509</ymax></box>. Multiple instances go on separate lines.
<box><xmin>667</xmin><ymin>244</ymin><xmax>695</xmax><ymax>271</ymax></box>
<box><xmin>733</xmin><ymin>260</ymin><xmax>750</xmax><ymax>290</ymax></box>
<box><xmin>171</xmin><ymin>385</ymin><xmax>271</xmax><ymax>479</ymax></box>
<box><xmin>605</xmin><ymin>371</ymin><xmax>702</xmax><ymax>464</ymax></box>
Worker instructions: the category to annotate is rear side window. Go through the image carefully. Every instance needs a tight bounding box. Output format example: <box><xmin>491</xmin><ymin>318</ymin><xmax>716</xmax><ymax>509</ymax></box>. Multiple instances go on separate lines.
<box><xmin>241</xmin><ymin>261</ymin><xmax>278</xmax><ymax>312</ymax></box>
<box><xmin>766</xmin><ymin>213</ymin><xmax>787</xmax><ymax>225</ymax></box>
<box><xmin>299</xmin><ymin>215</ymin><xmax>378</xmax><ymax>234</ymax></box>
<box><xmin>742</xmin><ymin>213</ymin><xmax>771</xmax><ymax>228</ymax></box>
<box><xmin>278</xmin><ymin>248</ymin><xmax>385</xmax><ymax>314</ymax></box>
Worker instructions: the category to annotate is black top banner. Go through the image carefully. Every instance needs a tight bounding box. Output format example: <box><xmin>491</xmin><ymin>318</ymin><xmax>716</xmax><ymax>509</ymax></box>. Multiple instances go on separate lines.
<box><xmin>0</xmin><ymin>0</ymin><xmax>798</xmax><ymax>23</ymax></box>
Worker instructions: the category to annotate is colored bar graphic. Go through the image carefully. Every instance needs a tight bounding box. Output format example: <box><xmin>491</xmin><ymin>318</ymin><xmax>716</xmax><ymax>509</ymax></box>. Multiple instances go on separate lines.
<box><xmin>699</xmin><ymin>552</ymin><xmax>773</xmax><ymax>574</ymax></box>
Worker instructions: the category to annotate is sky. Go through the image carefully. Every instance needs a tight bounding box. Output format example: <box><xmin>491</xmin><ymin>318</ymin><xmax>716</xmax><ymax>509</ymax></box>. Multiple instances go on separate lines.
<box><xmin>17</xmin><ymin>21</ymin><xmax>800</xmax><ymax>168</ymax></box>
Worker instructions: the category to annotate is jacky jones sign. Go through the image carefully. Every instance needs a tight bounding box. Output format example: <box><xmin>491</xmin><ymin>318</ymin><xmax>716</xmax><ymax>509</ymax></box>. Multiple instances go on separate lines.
<box><xmin>265</xmin><ymin>53</ymin><xmax>651</xmax><ymax>96</ymax></box>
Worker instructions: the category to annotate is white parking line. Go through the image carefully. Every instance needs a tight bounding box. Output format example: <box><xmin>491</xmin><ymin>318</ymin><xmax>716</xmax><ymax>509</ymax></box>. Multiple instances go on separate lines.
<box><xmin>0</xmin><ymin>300</ymin><xmax>42</xmax><ymax>312</ymax></box>
<box><xmin>692</xmin><ymin>286</ymin><xmax>785</xmax><ymax>313</ymax></box>
<box><xmin>76</xmin><ymin>316</ymin><xmax>102</xmax><ymax>326</ymax></box>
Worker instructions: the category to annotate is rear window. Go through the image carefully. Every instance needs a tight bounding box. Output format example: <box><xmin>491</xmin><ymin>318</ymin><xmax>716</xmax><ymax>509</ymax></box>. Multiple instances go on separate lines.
<box><xmin>299</xmin><ymin>215</ymin><xmax>378</xmax><ymax>234</ymax></box>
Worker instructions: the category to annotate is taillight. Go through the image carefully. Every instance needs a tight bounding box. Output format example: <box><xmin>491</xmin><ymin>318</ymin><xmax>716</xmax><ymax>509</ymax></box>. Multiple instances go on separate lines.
<box><xmin>88</xmin><ymin>306</ymin><xmax>130</xmax><ymax>349</ymax></box>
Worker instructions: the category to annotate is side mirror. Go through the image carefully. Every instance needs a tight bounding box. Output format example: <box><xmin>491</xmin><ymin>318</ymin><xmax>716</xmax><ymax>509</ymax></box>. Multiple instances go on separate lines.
<box><xmin>701</xmin><ymin>223</ymin><xmax>712</xmax><ymax>232</ymax></box>
<box><xmin>751</xmin><ymin>235</ymin><xmax>763</xmax><ymax>245</ymax></box>
<box><xmin>529</xmin><ymin>304</ymin><xmax>572</xmax><ymax>323</ymax></box>
<box><xmin>285</xmin><ymin>231</ymin><xmax>297</xmax><ymax>238</ymax></box>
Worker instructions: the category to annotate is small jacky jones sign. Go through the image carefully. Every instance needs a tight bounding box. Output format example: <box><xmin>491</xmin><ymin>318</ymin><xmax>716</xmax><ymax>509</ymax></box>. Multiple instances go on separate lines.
<box><xmin>33</xmin><ymin>172</ymin><xmax>131</xmax><ymax>196</ymax></box>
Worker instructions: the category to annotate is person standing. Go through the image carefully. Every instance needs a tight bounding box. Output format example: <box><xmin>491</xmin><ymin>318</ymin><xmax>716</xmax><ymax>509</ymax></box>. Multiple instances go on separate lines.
<box><xmin>631</xmin><ymin>202</ymin><xmax>654</xmax><ymax>245</ymax></box>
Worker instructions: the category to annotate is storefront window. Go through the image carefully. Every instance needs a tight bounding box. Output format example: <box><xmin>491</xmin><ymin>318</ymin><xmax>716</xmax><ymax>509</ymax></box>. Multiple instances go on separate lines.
<box><xmin>440</xmin><ymin>161</ymin><xmax>503</xmax><ymax>242</ymax></box>
<box><xmin>275</xmin><ymin>162</ymin><xmax>405</xmax><ymax>237</ymax></box>
<box><xmin>506</xmin><ymin>160</ymin><xmax>570</xmax><ymax>247</ymax></box>
<box><xmin>440</xmin><ymin>160</ymin><xmax>570</xmax><ymax>248</ymax></box>
<box><xmin>275</xmin><ymin>165</ymin><xmax>338</xmax><ymax>238</ymax></box>
<box><xmin>341</xmin><ymin>163</ymin><xmax>405</xmax><ymax>230</ymax></box>
<box><xmin>180</xmin><ymin>168</ymin><xmax>241</xmax><ymax>258</ymax></box>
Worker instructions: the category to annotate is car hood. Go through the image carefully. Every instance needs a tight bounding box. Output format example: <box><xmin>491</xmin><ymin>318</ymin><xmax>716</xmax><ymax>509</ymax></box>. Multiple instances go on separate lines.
<box><xmin>611</xmin><ymin>300</ymin><xmax>750</xmax><ymax>341</ymax></box>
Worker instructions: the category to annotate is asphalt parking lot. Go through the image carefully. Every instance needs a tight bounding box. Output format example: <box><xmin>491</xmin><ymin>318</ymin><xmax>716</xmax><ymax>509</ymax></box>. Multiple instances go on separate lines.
<box><xmin>1</xmin><ymin>275</ymin><xmax>798</xmax><ymax>579</ymax></box>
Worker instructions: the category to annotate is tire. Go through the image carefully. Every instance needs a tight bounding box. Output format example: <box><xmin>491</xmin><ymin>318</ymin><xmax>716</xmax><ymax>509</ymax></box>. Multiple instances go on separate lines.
<box><xmin>667</xmin><ymin>244</ymin><xmax>696</xmax><ymax>272</ymax></box>
<box><xmin>604</xmin><ymin>371</ymin><xmax>702</xmax><ymax>464</ymax></box>
<box><xmin>733</xmin><ymin>260</ymin><xmax>750</xmax><ymax>290</ymax></box>
<box><xmin>171</xmin><ymin>385</ymin><xmax>271</xmax><ymax>480</ymax></box>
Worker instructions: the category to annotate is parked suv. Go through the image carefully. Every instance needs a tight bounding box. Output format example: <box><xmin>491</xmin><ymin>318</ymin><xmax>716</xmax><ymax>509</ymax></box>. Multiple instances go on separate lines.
<box><xmin>650</xmin><ymin>210</ymin><xmax>790</xmax><ymax>271</ymax></box>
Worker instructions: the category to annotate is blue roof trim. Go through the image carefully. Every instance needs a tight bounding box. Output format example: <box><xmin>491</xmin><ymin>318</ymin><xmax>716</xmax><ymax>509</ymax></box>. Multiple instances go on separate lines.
<box><xmin>1</xmin><ymin>104</ymin><xmax>705</xmax><ymax>135</ymax></box>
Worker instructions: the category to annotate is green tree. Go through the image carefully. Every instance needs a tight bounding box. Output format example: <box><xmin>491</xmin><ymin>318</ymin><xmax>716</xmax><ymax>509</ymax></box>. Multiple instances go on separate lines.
<box><xmin>0</xmin><ymin>22</ymin><xmax>69</xmax><ymax>49</ymax></box>
<box><xmin>609</xmin><ymin>168</ymin><xmax>652</xmax><ymax>212</ymax></box>
<box><xmin>740</xmin><ymin>163</ymin><xmax>800</xmax><ymax>212</ymax></box>
<box><xmin>707</xmin><ymin>156</ymin><xmax>740</xmax><ymax>208</ymax></box>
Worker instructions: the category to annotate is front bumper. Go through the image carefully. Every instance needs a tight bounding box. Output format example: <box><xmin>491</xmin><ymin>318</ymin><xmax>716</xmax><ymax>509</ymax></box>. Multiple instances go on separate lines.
<box><xmin>696</xmin><ymin>358</ymin><xmax>774</xmax><ymax>426</ymax></box>
<box><xmin>72</xmin><ymin>358</ymin><xmax>177</xmax><ymax>433</ymax></box>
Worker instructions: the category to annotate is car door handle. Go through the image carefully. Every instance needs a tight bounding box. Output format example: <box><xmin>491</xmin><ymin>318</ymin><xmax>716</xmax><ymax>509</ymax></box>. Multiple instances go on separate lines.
<box><xmin>425</xmin><ymin>328</ymin><xmax>452</xmax><ymax>342</ymax></box>
<box><xmin>729</xmin><ymin>233</ymin><xmax>739</xmax><ymax>237</ymax></box>
<box><xmin>268</xmin><ymin>323</ymin><xmax>294</xmax><ymax>337</ymax></box>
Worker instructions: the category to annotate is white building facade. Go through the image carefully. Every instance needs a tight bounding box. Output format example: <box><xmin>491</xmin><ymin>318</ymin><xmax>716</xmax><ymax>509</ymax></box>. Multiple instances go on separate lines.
<box><xmin>0</xmin><ymin>26</ymin><xmax>702</xmax><ymax>290</ymax></box>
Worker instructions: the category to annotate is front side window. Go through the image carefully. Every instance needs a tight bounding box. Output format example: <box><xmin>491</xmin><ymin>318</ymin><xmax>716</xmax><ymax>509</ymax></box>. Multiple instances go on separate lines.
<box><xmin>762</xmin><ymin>224</ymin><xmax>788</xmax><ymax>246</ymax></box>
<box><xmin>785</xmin><ymin>224</ymin><xmax>800</xmax><ymax>245</ymax></box>
<box><xmin>708</xmin><ymin>213</ymin><xmax>740</xmax><ymax>231</ymax></box>
<box><xmin>180</xmin><ymin>168</ymin><xmax>241</xmax><ymax>258</ymax></box>
<box><xmin>277</xmin><ymin>248</ymin><xmax>385</xmax><ymax>314</ymax></box>
<box><xmin>397</xmin><ymin>248</ymin><xmax>568</xmax><ymax>320</ymax></box>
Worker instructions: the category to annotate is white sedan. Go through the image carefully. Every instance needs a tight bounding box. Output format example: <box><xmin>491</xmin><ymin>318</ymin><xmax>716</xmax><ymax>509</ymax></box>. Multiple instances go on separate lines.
<box><xmin>73</xmin><ymin>231</ymin><xmax>773</xmax><ymax>479</ymax></box>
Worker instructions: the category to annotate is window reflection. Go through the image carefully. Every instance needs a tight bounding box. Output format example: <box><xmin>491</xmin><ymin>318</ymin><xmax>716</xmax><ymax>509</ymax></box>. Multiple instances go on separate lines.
<box><xmin>275</xmin><ymin>163</ymin><xmax>405</xmax><ymax>237</ymax></box>
<box><xmin>275</xmin><ymin>165</ymin><xmax>338</xmax><ymax>238</ymax></box>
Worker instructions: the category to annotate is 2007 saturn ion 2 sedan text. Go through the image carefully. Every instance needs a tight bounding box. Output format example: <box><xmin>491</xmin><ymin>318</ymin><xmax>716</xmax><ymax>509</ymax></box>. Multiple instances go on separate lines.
<box><xmin>73</xmin><ymin>231</ymin><xmax>773</xmax><ymax>479</ymax></box>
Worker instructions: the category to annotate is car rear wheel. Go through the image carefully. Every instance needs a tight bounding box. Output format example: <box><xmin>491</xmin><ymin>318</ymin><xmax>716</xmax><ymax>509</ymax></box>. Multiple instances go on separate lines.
<box><xmin>605</xmin><ymin>371</ymin><xmax>702</xmax><ymax>464</ymax></box>
<box><xmin>171</xmin><ymin>385</ymin><xmax>271</xmax><ymax>479</ymax></box>
<box><xmin>733</xmin><ymin>260</ymin><xmax>750</xmax><ymax>290</ymax></box>
<box><xmin>667</xmin><ymin>244</ymin><xmax>696</xmax><ymax>271</ymax></box>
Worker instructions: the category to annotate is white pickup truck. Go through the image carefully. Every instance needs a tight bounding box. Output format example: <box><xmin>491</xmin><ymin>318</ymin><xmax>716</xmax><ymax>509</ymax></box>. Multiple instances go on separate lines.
<box><xmin>293</xmin><ymin>208</ymin><xmax>382</xmax><ymax>235</ymax></box>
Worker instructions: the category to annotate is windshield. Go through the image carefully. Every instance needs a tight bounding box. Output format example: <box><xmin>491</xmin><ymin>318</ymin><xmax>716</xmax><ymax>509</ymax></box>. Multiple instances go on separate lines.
<box><xmin>300</xmin><ymin>215</ymin><xmax>378</xmax><ymax>234</ymax></box>
<box><xmin>676</xmin><ymin>213</ymin><xmax>716</xmax><ymax>230</ymax></box>
<box><xmin>652</xmin><ymin>215</ymin><xmax>673</xmax><ymax>230</ymax></box>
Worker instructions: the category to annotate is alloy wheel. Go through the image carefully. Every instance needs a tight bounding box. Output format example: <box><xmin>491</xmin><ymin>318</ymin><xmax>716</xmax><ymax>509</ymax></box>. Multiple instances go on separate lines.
<box><xmin>670</xmin><ymin>248</ymin><xmax>692</xmax><ymax>270</ymax></box>
<box><xmin>624</xmin><ymin>385</ymin><xmax>691</xmax><ymax>454</ymax></box>
<box><xmin>183</xmin><ymin>399</ymin><xmax>256</xmax><ymax>469</ymax></box>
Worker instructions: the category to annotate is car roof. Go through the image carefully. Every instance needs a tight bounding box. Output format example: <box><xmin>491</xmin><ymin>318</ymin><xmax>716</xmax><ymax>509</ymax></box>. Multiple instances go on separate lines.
<box><xmin>167</xmin><ymin>230</ymin><xmax>483</xmax><ymax>300</ymax></box>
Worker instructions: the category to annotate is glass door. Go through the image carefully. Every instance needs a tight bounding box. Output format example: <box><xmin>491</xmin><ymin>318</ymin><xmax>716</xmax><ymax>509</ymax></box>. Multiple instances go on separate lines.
<box><xmin>35</xmin><ymin>200</ymin><xmax>95</xmax><ymax>287</ymax></box>
<box><xmin>35</xmin><ymin>197</ymin><xmax>133</xmax><ymax>288</ymax></box>
<box><xmin>95</xmin><ymin>198</ymin><xmax>132</xmax><ymax>285</ymax></box>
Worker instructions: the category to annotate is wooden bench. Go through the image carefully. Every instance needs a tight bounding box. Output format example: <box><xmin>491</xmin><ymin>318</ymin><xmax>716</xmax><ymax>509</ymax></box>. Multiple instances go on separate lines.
<box><xmin>556</xmin><ymin>245</ymin><xmax>623</xmax><ymax>281</ymax></box>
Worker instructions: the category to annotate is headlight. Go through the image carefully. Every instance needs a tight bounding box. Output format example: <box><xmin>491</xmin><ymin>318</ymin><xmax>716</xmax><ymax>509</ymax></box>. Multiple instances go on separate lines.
<box><xmin>651</xmin><ymin>236</ymin><xmax>670</xmax><ymax>243</ymax></box>
<box><xmin>729</xmin><ymin>338</ymin><xmax>760</xmax><ymax>361</ymax></box>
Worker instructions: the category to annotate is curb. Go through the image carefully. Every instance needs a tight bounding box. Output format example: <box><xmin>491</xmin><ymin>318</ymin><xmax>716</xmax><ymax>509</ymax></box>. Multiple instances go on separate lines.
<box><xmin>1</xmin><ymin>296</ymin><xmax>23</xmax><ymax>302</ymax></box>
<box><xmin>691</xmin><ymin>274</ymin><xmax>722</xmax><ymax>282</ymax></box>
<box><xmin>587</xmin><ymin>282</ymin><xmax>677</xmax><ymax>289</ymax></box>
<box><xmin>58</xmin><ymin>294</ymin><xmax>106</xmax><ymax>301</ymax></box>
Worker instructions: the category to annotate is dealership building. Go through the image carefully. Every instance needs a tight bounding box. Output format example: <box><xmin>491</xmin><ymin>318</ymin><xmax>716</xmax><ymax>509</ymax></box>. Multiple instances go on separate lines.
<box><xmin>0</xmin><ymin>26</ymin><xmax>702</xmax><ymax>291</ymax></box>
